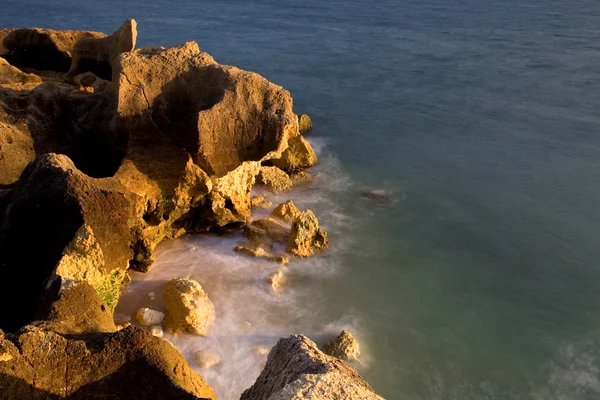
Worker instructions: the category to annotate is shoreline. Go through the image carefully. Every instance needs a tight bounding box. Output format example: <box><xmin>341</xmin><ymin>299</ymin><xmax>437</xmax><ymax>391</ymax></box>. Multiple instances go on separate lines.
<box><xmin>0</xmin><ymin>19</ymin><xmax>384</xmax><ymax>399</ymax></box>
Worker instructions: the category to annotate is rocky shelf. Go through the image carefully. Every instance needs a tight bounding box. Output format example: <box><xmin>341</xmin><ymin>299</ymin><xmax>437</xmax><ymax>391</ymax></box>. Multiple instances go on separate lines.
<box><xmin>0</xmin><ymin>19</ymin><xmax>384</xmax><ymax>399</ymax></box>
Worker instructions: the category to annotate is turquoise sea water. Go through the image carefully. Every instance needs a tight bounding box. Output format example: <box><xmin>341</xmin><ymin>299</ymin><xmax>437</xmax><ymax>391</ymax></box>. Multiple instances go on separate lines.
<box><xmin>4</xmin><ymin>1</ymin><xmax>600</xmax><ymax>398</ymax></box>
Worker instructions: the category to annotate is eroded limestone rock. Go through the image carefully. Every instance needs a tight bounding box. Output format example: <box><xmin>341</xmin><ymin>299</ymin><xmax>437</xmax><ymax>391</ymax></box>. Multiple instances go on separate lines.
<box><xmin>163</xmin><ymin>278</ymin><xmax>216</xmax><ymax>336</ymax></box>
<box><xmin>240</xmin><ymin>335</ymin><xmax>383</xmax><ymax>400</ymax></box>
<box><xmin>256</xmin><ymin>166</ymin><xmax>293</xmax><ymax>193</ymax></box>
<box><xmin>67</xmin><ymin>19</ymin><xmax>137</xmax><ymax>81</ymax></box>
<box><xmin>251</xmin><ymin>195</ymin><xmax>272</xmax><ymax>209</ymax></box>
<box><xmin>113</xmin><ymin>41</ymin><xmax>297</xmax><ymax>178</ymax></box>
<box><xmin>270</xmin><ymin>200</ymin><xmax>301</xmax><ymax>223</ymax></box>
<box><xmin>0</xmin><ymin>325</ymin><xmax>216</xmax><ymax>399</ymax></box>
<box><xmin>0</xmin><ymin>27</ymin><xmax>105</xmax><ymax>72</ymax></box>
<box><xmin>136</xmin><ymin>308</ymin><xmax>165</xmax><ymax>326</ymax></box>
<box><xmin>298</xmin><ymin>114</ymin><xmax>313</xmax><ymax>134</ymax></box>
<box><xmin>287</xmin><ymin>210</ymin><xmax>329</xmax><ymax>257</ymax></box>
<box><xmin>322</xmin><ymin>330</ymin><xmax>360</xmax><ymax>362</ymax></box>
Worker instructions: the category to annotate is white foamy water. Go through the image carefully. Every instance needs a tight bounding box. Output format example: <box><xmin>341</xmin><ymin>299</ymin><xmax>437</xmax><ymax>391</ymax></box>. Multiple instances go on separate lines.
<box><xmin>115</xmin><ymin>138</ymin><xmax>369</xmax><ymax>399</ymax></box>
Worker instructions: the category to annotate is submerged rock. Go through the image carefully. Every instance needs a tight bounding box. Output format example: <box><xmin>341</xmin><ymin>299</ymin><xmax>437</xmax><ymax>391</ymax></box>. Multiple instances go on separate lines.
<box><xmin>194</xmin><ymin>348</ymin><xmax>221</xmax><ymax>369</ymax></box>
<box><xmin>287</xmin><ymin>210</ymin><xmax>329</xmax><ymax>257</ymax></box>
<box><xmin>256</xmin><ymin>166</ymin><xmax>293</xmax><ymax>193</ymax></box>
<box><xmin>240</xmin><ymin>335</ymin><xmax>383</xmax><ymax>400</ymax></box>
<box><xmin>252</xmin><ymin>217</ymin><xmax>290</xmax><ymax>243</ymax></box>
<box><xmin>359</xmin><ymin>189</ymin><xmax>393</xmax><ymax>206</ymax></box>
<box><xmin>270</xmin><ymin>200</ymin><xmax>301</xmax><ymax>223</ymax></box>
<box><xmin>298</xmin><ymin>113</ymin><xmax>313</xmax><ymax>134</ymax></box>
<box><xmin>235</xmin><ymin>242</ymin><xmax>289</xmax><ymax>265</ymax></box>
<box><xmin>136</xmin><ymin>308</ymin><xmax>165</xmax><ymax>326</ymax></box>
<box><xmin>267</xmin><ymin>270</ymin><xmax>286</xmax><ymax>294</ymax></box>
<box><xmin>251</xmin><ymin>195</ymin><xmax>273</xmax><ymax>209</ymax></box>
<box><xmin>163</xmin><ymin>278</ymin><xmax>216</xmax><ymax>336</ymax></box>
<box><xmin>322</xmin><ymin>330</ymin><xmax>361</xmax><ymax>362</ymax></box>
<box><xmin>289</xmin><ymin>170</ymin><xmax>312</xmax><ymax>182</ymax></box>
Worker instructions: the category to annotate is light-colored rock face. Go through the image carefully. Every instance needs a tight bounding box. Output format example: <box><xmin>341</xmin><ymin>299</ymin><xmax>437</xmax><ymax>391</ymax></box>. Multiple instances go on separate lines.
<box><xmin>240</xmin><ymin>335</ymin><xmax>384</xmax><ymax>400</ymax></box>
<box><xmin>271</xmin><ymin>134</ymin><xmax>318</xmax><ymax>173</ymax></box>
<box><xmin>270</xmin><ymin>200</ymin><xmax>301</xmax><ymax>223</ymax></box>
<box><xmin>149</xmin><ymin>325</ymin><xmax>164</xmax><ymax>337</ymax></box>
<box><xmin>194</xmin><ymin>348</ymin><xmax>221</xmax><ymax>369</ymax></box>
<box><xmin>136</xmin><ymin>308</ymin><xmax>165</xmax><ymax>326</ymax></box>
<box><xmin>163</xmin><ymin>278</ymin><xmax>216</xmax><ymax>336</ymax></box>
<box><xmin>67</xmin><ymin>19</ymin><xmax>137</xmax><ymax>80</ymax></box>
<box><xmin>298</xmin><ymin>114</ymin><xmax>313</xmax><ymax>134</ymax></box>
<box><xmin>267</xmin><ymin>270</ymin><xmax>286</xmax><ymax>294</ymax></box>
<box><xmin>257</xmin><ymin>166</ymin><xmax>293</xmax><ymax>193</ymax></box>
<box><xmin>287</xmin><ymin>210</ymin><xmax>329</xmax><ymax>257</ymax></box>
<box><xmin>113</xmin><ymin>41</ymin><xmax>297</xmax><ymax>178</ymax></box>
<box><xmin>322</xmin><ymin>330</ymin><xmax>360</xmax><ymax>362</ymax></box>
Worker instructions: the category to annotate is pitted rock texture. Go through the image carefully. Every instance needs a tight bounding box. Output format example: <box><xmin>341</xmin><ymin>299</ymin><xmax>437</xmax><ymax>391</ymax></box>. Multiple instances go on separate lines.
<box><xmin>241</xmin><ymin>335</ymin><xmax>383</xmax><ymax>400</ymax></box>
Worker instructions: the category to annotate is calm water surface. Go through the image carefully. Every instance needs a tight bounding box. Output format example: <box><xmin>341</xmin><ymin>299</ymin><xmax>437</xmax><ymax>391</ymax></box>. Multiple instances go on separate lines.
<box><xmin>3</xmin><ymin>0</ymin><xmax>600</xmax><ymax>398</ymax></box>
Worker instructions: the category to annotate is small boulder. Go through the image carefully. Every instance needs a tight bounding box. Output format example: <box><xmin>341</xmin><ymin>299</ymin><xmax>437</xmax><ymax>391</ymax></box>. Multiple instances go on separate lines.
<box><xmin>298</xmin><ymin>114</ymin><xmax>313</xmax><ymax>134</ymax></box>
<box><xmin>136</xmin><ymin>308</ymin><xmax>165</xmax><ymax>326</ymax></box>
<box><xmin>270</xmin><ymin>200</ymin><xmax>301</xmax><ymax>223</ymax></box>
<box><xmin>252</xmin><ymin>217</ymin><xmax>290</xmax><ymax>243</ymax></box>
<box><xmin>194</xmin><ymin>348</ymin><xmax>221</xmax><ymax>369</ymax></box>
<box><xmin>256</xmin><ymin>166</ymin><xmax>293</xmax><ymax>193</ymax></box>
<box><xmin>243</xmin><ymin>224</ymin><xmax>274</xmax><ymax>249</ymax></box>
<box><xmin>289</xmin><ymin>170</ymin><xmax>312</xmax><ymax>182</ymax></box>
<box><xmin>287</xmin><ymin>210</ymin><xmax>329</xmax><ymax>257</ymax></box>
<box><xmin>267</xmin><ymin>270</ymin><xmax>286</xmax><ymax>294</ymax></box>
<box><xmin>149</xmin><ymin>325</ymin><xmax>164</xmax><ymax>338</ymax></box>
<box><xmin>235</xmin><ymin>243</ymin><xmax>289</xmax><ymax>265</ymax></box>
<box><xmin>251</xmin><ymin>195</ymin><xmax>273</xmax><ymax>209</ymax></box>
<box><xmin>271</xmin><ymin>135</ymin><xmax>317</xmax><ymax>172</ymax></box>
<box><xmin>163</xmin><ymin>278</ymin><xmax>216</xmax><ymax>336</ymax></box>
<box><xmin>322</xmin><ymin>330</ymin><xmax>360</xmax><ymax>362</ymax></box>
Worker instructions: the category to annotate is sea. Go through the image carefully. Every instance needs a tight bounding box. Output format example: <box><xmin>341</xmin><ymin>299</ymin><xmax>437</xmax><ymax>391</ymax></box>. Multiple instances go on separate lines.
<box><xmin>3</xmin><ymin>0</ymin><xmax>600</xmax><ymax>398</ymax></box>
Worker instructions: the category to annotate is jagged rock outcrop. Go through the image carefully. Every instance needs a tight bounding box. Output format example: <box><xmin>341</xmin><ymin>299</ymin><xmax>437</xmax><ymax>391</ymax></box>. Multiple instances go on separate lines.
<box><xmin>66</xmin><ymin>19</ymin><xmax>137</xmax><ymax>81</ymax></box>
<box><xmin>270</xmin><ymin>200</ymin><xmax>301</xmax><ymax>223</ymax></box>
<box><xmin>113</xmin><ymin>41</ymin><xmax>296</xmax><ymax>177</ymax></box>
<box><xmin>322</xmin><ymin>330</ymin><xmax>360</xmax><ymax>362</ymax></box>
<box><xmin>0</xmin><ymin>154</ymin><xmax>139</xmax><ymax>331</ymax></box>
<box><xmin>0</xmin><ymin>27</ymin><xmax>105</xmax><ymax>72</ymax></box>
<box><xmin>287</xmin><ymin>210</ymin><xmax>329</xmax><ymax>257</ymax></box>
<box><xmin>256</xmin><ymin>166</ymin><xmax>293</xmax><ymax>193</ymax></box>
<box><xmin>163</xmin><ymin>278</ymin><xmax>216</xmax><ymax>336</ymax></box>
<box><xmin>241</xmin><ymin>335</ymin><xmax>383</xmax><ymax>400</ymax></box>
